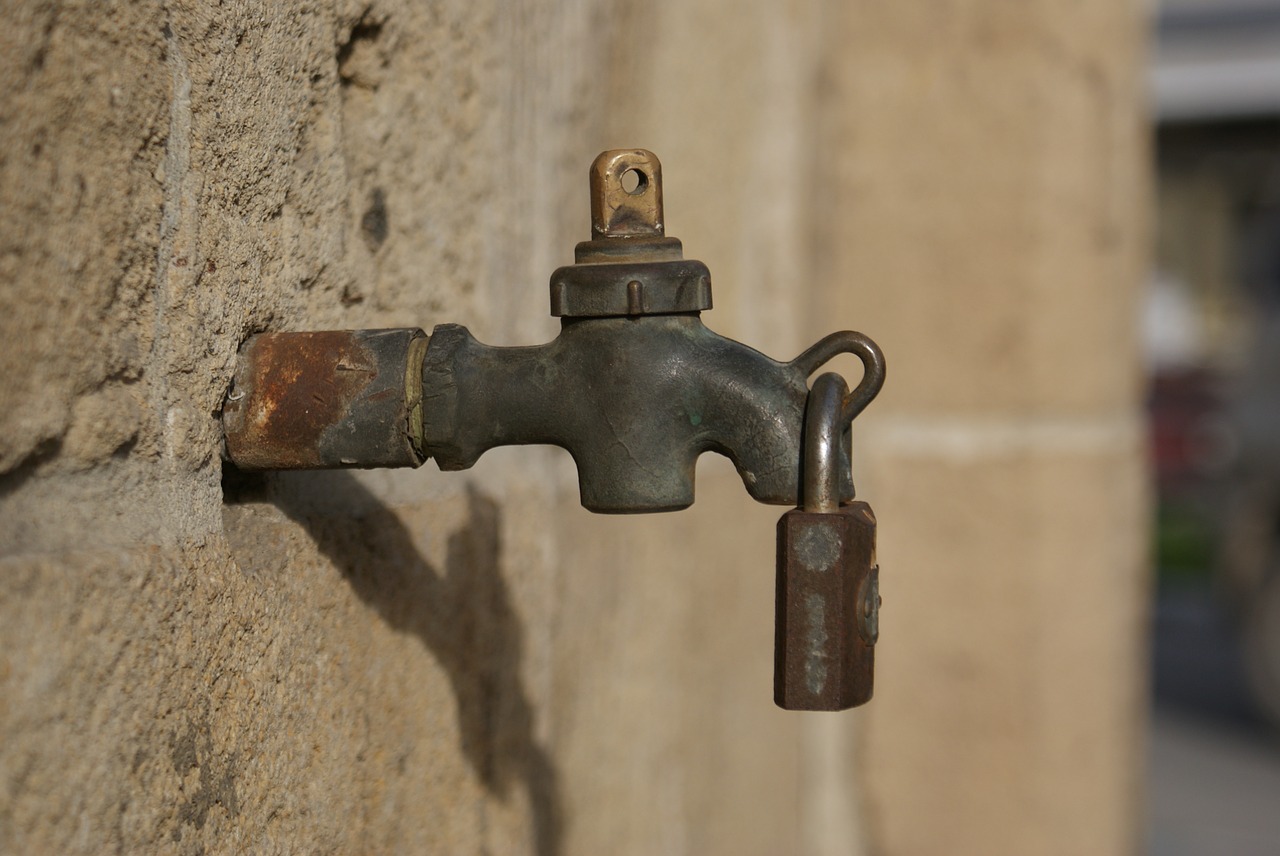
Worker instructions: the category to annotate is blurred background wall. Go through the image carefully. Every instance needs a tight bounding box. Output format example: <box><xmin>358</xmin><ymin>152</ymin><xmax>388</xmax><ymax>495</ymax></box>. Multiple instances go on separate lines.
<box><xmin>822</xmin><ymin>6</ymin><xmax>1150</xmax><ymax>855</ymax></box>
<box><xmin>0</xmin><ymin>1</ymin><xmax>1149</xmax><ymax>854</ymax></box>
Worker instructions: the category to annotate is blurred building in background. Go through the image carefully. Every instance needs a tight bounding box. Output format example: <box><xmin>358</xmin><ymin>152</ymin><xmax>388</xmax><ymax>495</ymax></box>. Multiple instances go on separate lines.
<box><xmin>1146</xmin><ymin>2</ymin><xmax>1280</xmax><ymax>853</ymax></box>
<box><xmin>1149</xmin><ymin>0</ymin><xmax>1280</xmax><ymax>725</ymax></box>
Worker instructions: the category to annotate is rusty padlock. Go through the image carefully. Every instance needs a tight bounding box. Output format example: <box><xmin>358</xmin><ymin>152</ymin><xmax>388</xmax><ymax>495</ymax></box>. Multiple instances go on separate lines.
<box><xmin>775</xmin><ymin>371</ymin><xmax>880</xmax><ymax>711</ymax></box>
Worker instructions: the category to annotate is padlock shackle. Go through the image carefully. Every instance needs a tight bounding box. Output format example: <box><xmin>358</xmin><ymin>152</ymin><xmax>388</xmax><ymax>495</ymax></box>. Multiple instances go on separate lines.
<box><xmin>803</xmin><ymin>372</ymin><xmax>851</xmax><ymax>513</ymax></box>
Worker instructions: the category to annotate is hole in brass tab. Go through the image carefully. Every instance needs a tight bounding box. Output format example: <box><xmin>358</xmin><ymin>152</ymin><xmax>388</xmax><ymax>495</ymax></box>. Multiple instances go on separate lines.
<box><xmin>621</xmin><ymin>168</ymin><xmax>647</xmax><ymax>195</ymax></box>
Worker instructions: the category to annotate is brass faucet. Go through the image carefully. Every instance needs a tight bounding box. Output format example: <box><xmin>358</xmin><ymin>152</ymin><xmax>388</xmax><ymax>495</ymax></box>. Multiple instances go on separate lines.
<box><xmin>222</xmin><ymin>150</ymin><xmax>886</xmax><ymax>710</ymax></box>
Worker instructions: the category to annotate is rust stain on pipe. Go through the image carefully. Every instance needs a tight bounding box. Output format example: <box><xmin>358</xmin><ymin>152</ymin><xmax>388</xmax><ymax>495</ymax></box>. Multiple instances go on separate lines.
<box><xmin>222</xmin><ymin>329</ymin><xmax>427</xmax><ymax>471</ymax></box>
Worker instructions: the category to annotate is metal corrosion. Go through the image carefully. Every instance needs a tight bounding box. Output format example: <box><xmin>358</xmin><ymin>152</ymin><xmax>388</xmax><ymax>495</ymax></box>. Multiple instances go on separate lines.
<box><xmin>222</xmin><ymin>328</ymin><xmax>426</xmax><ymax>470</ymax></box>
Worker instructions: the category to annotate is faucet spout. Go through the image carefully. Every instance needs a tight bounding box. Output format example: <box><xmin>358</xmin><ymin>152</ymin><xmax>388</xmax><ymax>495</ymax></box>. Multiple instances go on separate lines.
<box><xmin>421</xmin><ymin>315</ymin><xmax>861</xmax><ymax>513</ymax></box>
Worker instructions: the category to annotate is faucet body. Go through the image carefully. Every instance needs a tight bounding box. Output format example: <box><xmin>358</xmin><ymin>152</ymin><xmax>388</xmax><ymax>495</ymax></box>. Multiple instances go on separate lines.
<box><xmin>223</xmin><ymin>149</ymin><xmax>877</xmax><ymax>515</ymax></box>
<box><xmin>423</xmin><ymin>315</ymin><xmax>849</xmax><ymax>513</ymax></box>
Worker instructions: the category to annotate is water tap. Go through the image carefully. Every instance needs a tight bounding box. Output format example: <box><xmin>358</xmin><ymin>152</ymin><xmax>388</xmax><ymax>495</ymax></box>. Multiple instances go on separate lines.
<box><xmin>221</xmin><ymin>149</ymin><xmax>886</xmax><ymax>710</ymax></box>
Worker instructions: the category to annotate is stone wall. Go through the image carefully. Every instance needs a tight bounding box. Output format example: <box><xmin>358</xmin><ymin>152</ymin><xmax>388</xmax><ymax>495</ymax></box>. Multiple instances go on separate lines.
<box><xmin>0</xmin><ymin>1</ymin><xmax>1148</xmax><ymax>854</ymax></box>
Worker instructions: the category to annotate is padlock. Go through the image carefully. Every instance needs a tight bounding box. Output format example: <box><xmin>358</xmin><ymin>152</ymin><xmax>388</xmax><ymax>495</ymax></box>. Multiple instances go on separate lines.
<box><xmin>775</xmin><ymin>372</ymin><xmax>880</xmax><ymax>711</ymax></box>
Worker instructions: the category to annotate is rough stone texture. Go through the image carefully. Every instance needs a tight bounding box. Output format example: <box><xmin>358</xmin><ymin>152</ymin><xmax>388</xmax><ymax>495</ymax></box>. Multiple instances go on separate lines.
<box><xmin>0</xmin><ymin>1</ymin><xmax>1147</xmax><ymax>855</ymax></box>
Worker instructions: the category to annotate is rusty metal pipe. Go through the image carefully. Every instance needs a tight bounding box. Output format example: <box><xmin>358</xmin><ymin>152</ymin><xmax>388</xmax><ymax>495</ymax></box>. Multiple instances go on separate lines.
<box><xmin>222</xmin><ymin>328</ymin><xmax>428</xmax><ymax>470</ymax></box>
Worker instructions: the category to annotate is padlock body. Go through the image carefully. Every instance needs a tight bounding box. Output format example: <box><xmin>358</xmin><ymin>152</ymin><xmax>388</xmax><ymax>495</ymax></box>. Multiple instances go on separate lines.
<box><xmin>775</xmin><ymin>501</ymin><xmax>878</xmax><ymax>711</ymax></box>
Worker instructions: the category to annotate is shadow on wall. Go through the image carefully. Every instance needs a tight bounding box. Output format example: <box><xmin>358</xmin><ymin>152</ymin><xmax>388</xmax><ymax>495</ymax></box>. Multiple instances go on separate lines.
<box><xmin>224</xmin><ymin>469</ymin><xmax>562</xmax><ymax>856</ymax></box>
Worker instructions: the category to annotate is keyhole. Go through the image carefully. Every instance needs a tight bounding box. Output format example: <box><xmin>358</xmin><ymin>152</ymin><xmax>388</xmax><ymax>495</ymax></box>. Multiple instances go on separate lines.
<box><xmin>621</xmin><ymin>168</ymin><xmax>647</xmax><ymax>195</ymax></box>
